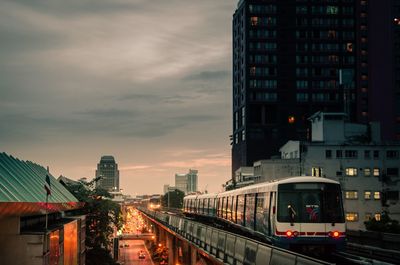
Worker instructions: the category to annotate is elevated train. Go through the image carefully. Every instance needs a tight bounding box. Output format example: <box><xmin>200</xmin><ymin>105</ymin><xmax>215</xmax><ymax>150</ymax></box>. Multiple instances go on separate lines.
<box><xmin>183</xmin><ymin>177</ymin><xmax>345</xmax><ymax>253</ymax></box>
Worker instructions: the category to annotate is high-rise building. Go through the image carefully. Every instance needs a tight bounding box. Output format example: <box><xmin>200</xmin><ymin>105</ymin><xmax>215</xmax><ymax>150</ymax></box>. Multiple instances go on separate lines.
<box><xmin>175</xmin><ymin>169</ymin><xmax>198</xmax><ymax>194</ymax></box>
<box><xmin>231</xmin><ymin>0</ymin><xmax>399</xmax><ymax>177</ymax></box>
<box><xmin>186</xmin><ymin>169</ymin><xmax>198</xmax><ymax>193</ymax></box>
<box><xmin>95</xmin><ymin>155</ymin><xmax>119</xmax><ymax>191</ymax></box>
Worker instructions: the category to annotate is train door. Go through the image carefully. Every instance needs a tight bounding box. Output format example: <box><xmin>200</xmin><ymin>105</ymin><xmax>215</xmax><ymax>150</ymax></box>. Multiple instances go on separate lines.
<box><xmin>269</xmin><ymin>192</ymin><xmax>275</xmax><ymax>235</ymax></box>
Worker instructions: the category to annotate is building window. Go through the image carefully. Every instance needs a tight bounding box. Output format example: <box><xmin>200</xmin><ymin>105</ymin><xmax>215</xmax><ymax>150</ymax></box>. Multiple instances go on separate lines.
<box><xmin>242</xmin><ymin>130</ymin><xmax>246</xmax><ymax>141</ymax></box>
<box><xmin>386</xmin><ymin>150</ymin><xmax>399</xmax><ymax>159</ymax></box>
<box><xmin>364</xmin><ymin>150</ymin><xmax>370</xmax><ymax>159</ymax></box>
<box><xmin>345</xmin><ymin>191</ymin><xmax>358</xmax><ymax>199</ymax></box>
<box><xmin>345</xmin><ymin>167</ymin><xmax>357</xmax><ymax>176</ymax></box>
<box><xmin>387</xmin><ymin>168</ymin><xmax>399</xmax><ymax>177</ymax></box>
<box><xmin>336</xmin><ymin>150</ymin><xmax>342</xmax><ymax>158</ymax></box>
<box><xmin>364</xmin><ymin>191</ymin><xmax>371</xmax><ymax>200</ymax></box>
<box><xmin>365</xmin><ymin>213</ymin><xmax>372</xmax><ymax>221</ymax></box>
<box><xmin>250</xmin><ymin>16</ymin><xmax>259</xmax><ymax>26</ymax></box>
<box><xmin>375</xmin><ymin>213</ymin><xmax>381</xmax><ymax>221</ymax></box>
<box><xmin>373</xmin><ymin>168</ymin><xmax>380</xmax><ymax>177</ymax></box>
<box><xmin>374</xmin><ymin>192</ymin><xmax>381</xmax><ymax>200</ymax></box>
<box><xmin>373</xmin><ymin>150</ymin><xmax>379</xmax><ymax>159</ymax></box>
<box><xmin>312</xmin><ymin>167</ymin><xmax>323</xmax><ymax>177</ymax></box>
<box><xmin>345</xmin><ymin>150</ymin><xmax>358</xmax><ymax>158</ymax></box>
<box><xmin>346</xmin><ymin>213</ymin><xmax>358</xmax><ymax>222</ymax></box>
<box><xmin>387</xmin><ymin>191</ymin><xmax>399</xmax><ymax>200</ymax></box>
<box><xmin>364</xmin><ymin>168</ymin><xmax>371</xmax><ymax>177</ymax></box>
<box><xmin>325</xmin><ymin>150</ymin><xmax>332</xmax><ymax>159</ymax></box>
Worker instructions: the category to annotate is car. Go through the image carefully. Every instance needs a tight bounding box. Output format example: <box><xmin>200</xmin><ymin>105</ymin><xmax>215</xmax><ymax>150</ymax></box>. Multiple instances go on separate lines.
<box><xmin>138</xmin><ymin>251</ymin><xmax>146</xmax><ymax>259</ymax></box>
<box><xmin>124</xmin><ymin>244</ymin><xmax>129</xmax><ymax>247</ymax></box>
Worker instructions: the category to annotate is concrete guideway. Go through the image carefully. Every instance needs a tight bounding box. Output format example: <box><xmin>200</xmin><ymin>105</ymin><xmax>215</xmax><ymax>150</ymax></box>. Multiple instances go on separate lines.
<box><xmin>138</xmin><ymin>207</ymin><xmax>334</xmax><ymax>265</ymax></box>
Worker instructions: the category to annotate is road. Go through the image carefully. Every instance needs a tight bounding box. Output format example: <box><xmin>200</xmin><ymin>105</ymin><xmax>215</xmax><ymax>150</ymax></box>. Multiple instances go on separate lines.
<box><xmin>119</xmin><ymin>240</ymin><xmax>154</xmax><ymax>265</ymax></box>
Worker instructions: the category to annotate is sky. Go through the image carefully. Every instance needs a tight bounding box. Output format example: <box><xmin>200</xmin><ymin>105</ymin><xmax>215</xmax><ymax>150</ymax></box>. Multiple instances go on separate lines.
<box><xmin>0</xmin><ymin>0</ymin><xmax>238</xmax><ymax>195</ymax></box>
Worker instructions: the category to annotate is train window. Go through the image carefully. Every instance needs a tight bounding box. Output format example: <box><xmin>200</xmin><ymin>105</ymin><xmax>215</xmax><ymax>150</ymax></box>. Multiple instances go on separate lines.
<box><xmin>237</xmin><ymin>195</ymin><xmax>245</xmax><ymax>225</ymax></box>
<box><xmin>245</xmin><ymin>194</ymin><xmax>256</xmax><ymax>230</ymax></box>
<box><xmin>255</xmin><ymin>193</ymin><xmax>268</xmax><ymax>234</ymax></box>
<box><xmin>277</xmin><ymin>183</ymin><xmax>344</xmax><ymax>223</ymax></box>
<box><xmin>232</xmin><ymin>196</ymin><xmax>238</xmax><ymax>223</ymax></box>
<box><xmin>227</xmin><ymin>196</ymin><xmax>232</xmax><ymax>220</ymax></box>
<box><xmin>222</xmin><ymin>197</ymin><xmax>226</xmax><ymax>218</ymax></box>
<box><xmin>216</xmin><ymin>198</ymin><xmax>219</xmax><ymax>216</ymax></box>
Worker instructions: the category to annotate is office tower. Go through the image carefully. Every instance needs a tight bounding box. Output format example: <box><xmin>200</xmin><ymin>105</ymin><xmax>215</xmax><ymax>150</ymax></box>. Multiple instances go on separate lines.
<box><xmin>186</xmin><ymin>169</ymin><xmax>198</xmax><ymax>194</ymax></box>
<box><xmin>175</xmin><ymin>169</ymin><xmax>198</xmax><ymax>194</ymax></box>
<box><xmin>231</xmin><ymin>0</ymin><xmax>399</xmax><ymax>177</ymax></box>
<box><xmin>95</xmin><ymin>155</ymin><xmax>119</xmax><ymax>191</ymax></box>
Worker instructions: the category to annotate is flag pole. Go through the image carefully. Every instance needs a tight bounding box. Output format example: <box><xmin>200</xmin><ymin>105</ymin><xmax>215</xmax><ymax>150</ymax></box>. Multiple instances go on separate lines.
<box><xmin>45</xmin><ymin>192</ymin><xmax>48</xmax><ymax>230</ymax></box>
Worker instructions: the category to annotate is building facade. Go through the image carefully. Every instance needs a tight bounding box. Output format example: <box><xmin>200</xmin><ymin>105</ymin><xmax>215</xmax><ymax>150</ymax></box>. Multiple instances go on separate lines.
<box><xmin>175</xmin><ymin>169</ymin><xmax>198</xmax><ymax>194</ymax></box>
<box><xmin>231</xmin><ymin>0</ymin><xmax>400</xmax><ymax>178</ymax></box>
<box><xmin>276</xmin><ymin>113</ymin><xmax>399</xmax><ymax>230</ymax></box>
<box><xmin>95</xmin><ymin>155</ymin><xmax>119</xmax><ymax>191</ymax></box>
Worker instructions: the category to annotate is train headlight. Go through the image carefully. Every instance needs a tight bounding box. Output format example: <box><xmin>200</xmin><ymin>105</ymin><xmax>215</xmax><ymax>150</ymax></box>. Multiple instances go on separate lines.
<box><xmin>329</xmin><ymin>231</ymin><xmax>340</xmax><ymax>238</ymax></box>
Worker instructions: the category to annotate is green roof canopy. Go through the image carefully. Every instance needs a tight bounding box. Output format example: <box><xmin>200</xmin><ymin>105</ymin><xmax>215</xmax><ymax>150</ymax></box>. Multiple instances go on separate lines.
<box><xmin>0</xmin><ymin>152</ymin><xmax>83</xmax><ymax>217</ymax></box>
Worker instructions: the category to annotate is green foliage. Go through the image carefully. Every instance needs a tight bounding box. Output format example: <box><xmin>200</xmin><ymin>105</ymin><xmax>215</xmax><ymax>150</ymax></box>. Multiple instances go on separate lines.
<box><xmin>161</xmin><ymin>189</ymin><xmax>184</xmax><ymax>208</ymax></box>
<box><xmin>364</xmin><ymin>212</ymin><xmax>400</xmax><ymax>234</ymax></box>
<box><xmin>63</xmin><ymin>179</ymin><xmax>123</xmax><ymax>264</ymax></box>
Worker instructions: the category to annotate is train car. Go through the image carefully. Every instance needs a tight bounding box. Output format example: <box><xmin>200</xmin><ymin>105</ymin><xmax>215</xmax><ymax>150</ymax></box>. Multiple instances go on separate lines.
<box><xmin>183</xmin><ymin>176</ymin><xmax>345</xmax><ymax>254</ymax></box>
<box><xmin>149</xmin><ymin>195</ymin><xmax>161</xmax><ymax>210</ymax></box>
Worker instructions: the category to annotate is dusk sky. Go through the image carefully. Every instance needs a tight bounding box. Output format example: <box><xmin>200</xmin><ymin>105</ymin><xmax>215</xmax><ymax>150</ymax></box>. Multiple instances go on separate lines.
<box><xmin>0</xmin><ymin>0</ymin><xmax>237</xmax><ymax>195</ymax></box>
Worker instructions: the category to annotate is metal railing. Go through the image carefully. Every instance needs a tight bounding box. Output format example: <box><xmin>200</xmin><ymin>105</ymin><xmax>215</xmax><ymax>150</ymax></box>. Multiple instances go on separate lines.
<box><xmin>138</xmin><ymin>207</ymin><xmax>333</xmax><ymax>265</ymax></box>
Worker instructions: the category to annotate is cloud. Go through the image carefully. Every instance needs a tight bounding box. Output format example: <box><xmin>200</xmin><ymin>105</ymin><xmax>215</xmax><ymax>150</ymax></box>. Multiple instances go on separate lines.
<box><xmin>0</xmin><ymin>0</ymin><xmax>237</xmax><ymax>195</ymax></box>
<box><xmin>183</xmin><ymin>70</ymin><xmax>230</xmax><ymax>81</ymax></box>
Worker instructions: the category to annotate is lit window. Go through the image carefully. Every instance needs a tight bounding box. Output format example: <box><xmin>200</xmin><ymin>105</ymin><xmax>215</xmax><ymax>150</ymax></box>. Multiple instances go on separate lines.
<box><xmin>345</xmin><ymin>191</ymin><xmax>358</xmax><ymax>199</ymax></box>
<box><xmin>374</xmin><ymin>192</ymin><xmax>380</xmax><ymax>200</ymax></box>
<box><xmin>346</xmin><ymin>168</ymin><xmax>358</xmax><ymax>176</ymax></box>
<box><xmin>373</xmin><ymin>168</ymin><xmax>380</xmax><ymax>177</ymax></box>
<box><xmin>375</xmin><ymin>213</ymin><xmax>381</xmax><ymax>221</ymax></box>
<box><xmin>364</xmin><ymin>168</ymin><xmax>371</xmax><ymax>177</ymax></box>
<box><xmin>346</xmin><ymin>213</ymin><xmax>358</xmax><ymax>222</ymax></box>
<box><xmin>312</xmin><ymin>167</ymin><xmax>323</xmax><ymax>177</ymax></box>
<box><xmin>364</xmin><ymin>191</ymin><xmax>371</xmax><ymax>200</ymax></box>
<box><xmin>346</xmin><ymin>43</ymin><xmax>353</xmax><ymax>52</ymax></box>
<box><xmin>251</xmin><ymin>17</ymin><xmax>259</xmax><ymax>26</ymax></box>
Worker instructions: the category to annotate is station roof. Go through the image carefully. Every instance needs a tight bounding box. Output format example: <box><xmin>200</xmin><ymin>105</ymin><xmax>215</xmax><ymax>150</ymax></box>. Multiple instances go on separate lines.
<box><xmin>0</xmin><ymin>152</ymin><xmax>83</xmax><ymax>217</ymax></box>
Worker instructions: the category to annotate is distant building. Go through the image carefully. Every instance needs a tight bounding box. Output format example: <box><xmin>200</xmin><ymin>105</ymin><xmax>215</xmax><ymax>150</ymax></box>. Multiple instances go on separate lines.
<box><xmin>175</xmin><ymin>169</ymin><xmax>198</xmax><ymax>194</ymax></box>
<box><xmin>95</xmin><ymin>155</ymin><xmax>119</xmax><ymax>191</ymax></box>
<box><xmin>186</xmin><ymin>169</ymin><xmax>198</xmax><ymax>194</ymax></box>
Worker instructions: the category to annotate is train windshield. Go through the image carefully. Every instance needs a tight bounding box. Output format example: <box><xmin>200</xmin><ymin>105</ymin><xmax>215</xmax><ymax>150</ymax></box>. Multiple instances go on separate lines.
<box><xmin>277</xmin><ymin>182</ymin><xmax>344</xmax><ymax>223</ymax></box>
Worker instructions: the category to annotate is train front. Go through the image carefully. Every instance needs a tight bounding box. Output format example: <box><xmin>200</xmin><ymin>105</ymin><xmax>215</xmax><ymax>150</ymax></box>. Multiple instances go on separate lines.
<box><xmin>274</xmin><ymin>181</ymin><xmax>345</xmax><ymax>254</ymax></box>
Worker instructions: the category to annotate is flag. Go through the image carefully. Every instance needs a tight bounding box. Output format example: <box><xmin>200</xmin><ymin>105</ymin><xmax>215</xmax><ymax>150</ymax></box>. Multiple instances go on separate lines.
<box><xmin>44</xmin><ymin>174</ymin><xmax>51</xmax><ymax>196</ymax></box>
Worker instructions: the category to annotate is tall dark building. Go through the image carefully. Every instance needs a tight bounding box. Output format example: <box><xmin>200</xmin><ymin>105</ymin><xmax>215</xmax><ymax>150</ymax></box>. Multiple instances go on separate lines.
<box><xmin>232</xmin><ymin>0</ymin><xmax>399</xmax><ymax>177</ymax></box>
<box><xmin>95</xmin><ymin>155</ymin><xmax>119</xmax><ymax>191</ymax></box>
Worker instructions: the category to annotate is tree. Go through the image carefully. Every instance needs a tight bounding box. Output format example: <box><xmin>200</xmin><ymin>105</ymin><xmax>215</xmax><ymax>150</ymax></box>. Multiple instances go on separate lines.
<box><xmin>62</xmin><ymin>178</ymin><xmax>123</xmax><ymax>264</ymax></box>
<box><xmin>161</xmin><ymin>189</ymin><xmax>184</xmax><ymax>208</ymax></box>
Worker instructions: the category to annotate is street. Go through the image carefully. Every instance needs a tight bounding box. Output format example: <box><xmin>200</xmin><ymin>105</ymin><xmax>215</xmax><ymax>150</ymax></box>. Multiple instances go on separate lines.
<box><xmin>119</xmin><ymin>240</ymin><xmax>154</xmax><ymax>265</ymax></box>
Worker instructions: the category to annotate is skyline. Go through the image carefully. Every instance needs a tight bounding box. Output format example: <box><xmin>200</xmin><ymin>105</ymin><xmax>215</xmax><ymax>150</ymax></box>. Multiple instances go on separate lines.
<box><xmin>0</xmin><ymin>0</ymin><xmax>237</xmax><ymax>195</ymax></box>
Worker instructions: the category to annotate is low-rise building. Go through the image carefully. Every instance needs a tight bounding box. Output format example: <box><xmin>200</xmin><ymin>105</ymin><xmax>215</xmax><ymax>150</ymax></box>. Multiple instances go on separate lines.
<box><xmin>238</xmin><ymin>112</ymin><xmax>400</xmax><ymax>230</ymax></box>
<box><xmin>0</xmin><ymin>152</ymin><xmax>85</xmax><ymax>265</ymax></box>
